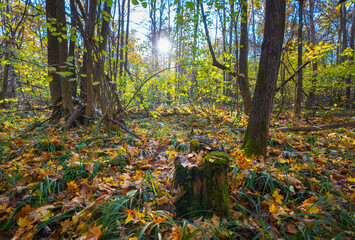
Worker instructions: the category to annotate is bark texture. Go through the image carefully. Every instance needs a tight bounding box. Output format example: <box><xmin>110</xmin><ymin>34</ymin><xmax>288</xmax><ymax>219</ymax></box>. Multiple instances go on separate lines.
<box><xmin>46</xmin><ymin>0</ymin><xmax>62</xmax><ymax>105</ymax></box>
<box><xmin>242</xmin><ymin>0</ymin><xmax>286</xmax><ymax>157</ymax></box>
<box><xmin>294</xmin><ymin>0</ymin><xmax>303</xmax><ymax>118</ymax></box>
<box><xmin>239</xmin><ymin>0</ymin><xmax>252</xmax><ymax>115</ymax></box>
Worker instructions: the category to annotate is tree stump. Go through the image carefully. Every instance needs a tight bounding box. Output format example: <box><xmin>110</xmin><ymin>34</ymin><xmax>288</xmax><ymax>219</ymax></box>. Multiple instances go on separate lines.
<box><xmin>174</xmin><ymin>151</ymin><xmax>230</xmax><ymax>218</ymax></box>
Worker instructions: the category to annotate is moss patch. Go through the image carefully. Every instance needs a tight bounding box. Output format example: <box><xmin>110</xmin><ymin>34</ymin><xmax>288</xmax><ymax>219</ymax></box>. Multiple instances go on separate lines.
<box><xmin>174</xmin><ymin>152</ymin><xmax>230</xmax><ymax>218</ymax></box>
<box><xmin>204</xmin><ymin>151</ymin><xmax>230</xmax><ymax>165</ymax></box>
<box><xmin>242</xmin><ymin>135</ymin><xmax>264</xmax><ymax>157</ymax></box>
<box><xmin>189</xmin><ymin>140</ymin><xmax>200</xmax><ymax>151</ymax></box>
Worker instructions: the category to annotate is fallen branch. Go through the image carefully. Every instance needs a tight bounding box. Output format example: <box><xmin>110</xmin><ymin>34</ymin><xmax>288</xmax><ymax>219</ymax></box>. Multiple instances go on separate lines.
<box><xmin>275</xmin><ymin>121</ymin><xmax>355</xmax><ymax>132</ymax></box>
<box><xmin>107</xmin><ymin>117</ymin><xmax>141</xmax><ymax>139</ymax></box>
<box><xmin>64</xmin><ymin>106</ymin><xmax>85</xmax><ymax>130</ymax></box>
<box><xmin>275</xmin><ymin>61</ymin><xmax>311</xmax><ymax>93</ymax></box>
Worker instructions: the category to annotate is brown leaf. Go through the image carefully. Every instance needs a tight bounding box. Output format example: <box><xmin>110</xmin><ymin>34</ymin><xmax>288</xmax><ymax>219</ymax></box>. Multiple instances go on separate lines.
<box><xmin>172</xmin><ymin>185</ymin><xmax>186</xmax><ymax>203</ymax></box>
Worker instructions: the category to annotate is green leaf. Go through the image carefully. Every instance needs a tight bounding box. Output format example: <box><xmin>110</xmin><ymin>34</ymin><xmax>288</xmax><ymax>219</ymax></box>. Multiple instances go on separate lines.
<box><xmin>93</xmin><ymin>81</ymin><xmax>100</xmax><ymax>85</ymax></box>
<box><xmin>141</xmin><ymin>2</ymin><xmax>147</xmax><ymax>8</ymax></box>
<box><xmin>131</xmin><ymin>0</ymin><xmax>139</xmax><ymax>5</ymax></box>
<box><xmin>80</xmin><ymin>74</ymin><xmax>87</xmax><ymax>77</ymax></box>
<box><xmin>67</xmin><ymin>56</ymin><xmax>74</xmax><ymax>62</ymax></box>
<box><xmin>185</xmin><ymin>1</ymin><xmax>194</xmax><ymax>9</ymax></box>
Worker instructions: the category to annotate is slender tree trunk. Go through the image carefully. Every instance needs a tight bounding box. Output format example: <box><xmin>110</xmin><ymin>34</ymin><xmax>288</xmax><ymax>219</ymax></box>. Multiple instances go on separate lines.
<box><xmin>307</xmin><ymin>0</ymin><xmax>317</xmax><ymax>108</ymax></box>
<box><xmin>119</xmin><ymin>0</ymin><xmax>126</xmax><ymax>77</ymax></box>
<box><xmin>190</xmin><ymin>0</ymin><xmax>200</xmax><ymax>98</ymax></box>
<box><xmin>69</xmin><ymin>0</ymin><xmax>77</xmax><ymax>98</ymax></box>
<box><xmin>57</xmin><ymin>0</ymin><xmax>73</xmax><ymax>113</ymax></box>
<box><xmin>46</xmin><ymin>0</ymin><xmax>61</xmax><ymax>104</ymax></box>
<box><xmin>242</xmin><ymin>0</ymin><xmax>286</xmax><ymax>157</ymax></box>
<box><xmin>294</xmin><ymin>0</ymin><xmax>303</xmax><ymax>119</ymax></box>
<box><xmin>0</xmin><ymin>51</ymin><xmax>10</xmax><ymax>107</ymax></box>
<box><xmin>251</xmin><ymin>0</ymin><xmax>257</xmax><ymax>80</ymax></box>
<box><xmin>341</xmin><ymin>2</ymin><xmax>350</xmax><ymax>109</ymax></box>
<box><xmin>239</xmin><ymin>0</ymin><xmax>252</xmax><ymax>115</ymax></box>
<box><xmin>85</xmin><ymin>0</ymin><xmax>97</xmax><ymax>116</ymax></box>
<box><xmin>350</xmin><ymin>9</ymin><xmax>355</xmax><ymax>109</ymax></box>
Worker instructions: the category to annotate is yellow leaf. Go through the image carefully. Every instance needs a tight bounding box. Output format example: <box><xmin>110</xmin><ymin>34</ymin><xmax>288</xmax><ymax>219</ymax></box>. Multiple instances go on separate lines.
<box><xmin>40</xmin><ymin>210</ymin><xmax>53</xmax><ymax>222</ymax></box>
<box><xmin>129</xmin><ymin>238</ymin><xmax>138</xmax><ymax>240</ymax></box>
<box><xmin>269</xmin><ymin>203</ymin><xmax>279</xmax><ymax>215</ymax></box>
<box><xmin>272</xmin><ymin>190</ymin><xmax>284</xmax><ymax>204</ymax></box>
<box><xmin>17</xmin><ymin>216</ymin><xmax>34</xmax><ymax>228</ymax></box>
<box><xmin>308</xmin><ymin>204</ymin><xmax>321</xmax><ymax>214</ymax></box>
<box><xmin>326</xmin><ymin>192</ymin><xmax>334</xmax><ymax>199</ymax></box>
<box><xmin>125</xmin><ymin>210</ymin><xmax>134</xmax><ymax>224</ymax></box>
<box><xmin>348</xmin><ymin>177</ymin><xmax>355</xmax><ymax>183</ymax></box>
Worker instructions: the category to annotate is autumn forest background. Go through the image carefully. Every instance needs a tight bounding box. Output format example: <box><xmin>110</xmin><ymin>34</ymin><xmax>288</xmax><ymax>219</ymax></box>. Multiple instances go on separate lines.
<box><xmin>0</xmin><ymin>0</ymin><xmax>354</xmax><ymax>239</ymax></box>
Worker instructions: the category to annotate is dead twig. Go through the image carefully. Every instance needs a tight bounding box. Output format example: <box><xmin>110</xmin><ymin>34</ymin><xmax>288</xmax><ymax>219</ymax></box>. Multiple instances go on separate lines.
<box><xmin>275</xmin><ymin>121</ymin><xmax>355</xmax><ymax>132</ymax></box>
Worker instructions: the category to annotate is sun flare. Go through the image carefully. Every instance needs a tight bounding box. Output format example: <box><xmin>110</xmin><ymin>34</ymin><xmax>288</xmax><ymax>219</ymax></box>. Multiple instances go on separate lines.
<box><xmin>158</xmin><ymin>38</ymin><xmax>171</xmax><ymax>54</ymax></box>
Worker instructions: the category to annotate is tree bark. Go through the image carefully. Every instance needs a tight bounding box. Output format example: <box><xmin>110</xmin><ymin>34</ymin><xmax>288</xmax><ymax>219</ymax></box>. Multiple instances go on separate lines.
<box><xmin>294</xmin><ymin>0</ymin><xmax>303</xmax><ymax>118</ymax></box>
<box><xmin>239</xmin><ymin>0</ymin><xmax>252</xmax><ymax>115</ymax></box>
<box><xmin>307</xmin><ymin>0</ymin><xmax>318</xmax><ymax>108</ymax></box>
<box><xmin>350</xmin><ymin>8</ymin><xmax>355</xmax><ymax>109</ymax></box>
<box><xmin>242</xmin><ymin>0</ymin><xmax>286</xmax><ymax>157</ymax></box>
<box><xmin>46</xmin><ymin>0</ymin><xmax>62</xmax><ymax>105</ymax></box>
<box><xmin>57</xmin><ymin>0</ymin><xmax>73</xmax><ymax>113</ymax></box>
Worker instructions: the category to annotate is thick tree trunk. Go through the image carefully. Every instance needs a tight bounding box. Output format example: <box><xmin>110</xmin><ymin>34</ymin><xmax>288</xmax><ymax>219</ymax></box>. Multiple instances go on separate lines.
<box><xmin>242</xmin><ymin>0</ymin><xmax>286</xmax><ymax>157</ymax></box>
<box><xmin>46</xmin><ymin>0</ymin><xmax>61</xmax><ymax>105</ymax></box>
<box><xmin>294</xmin><ymin>0</ymin><xmax>303</xmax><ymax>118</ymax></box>
<box><xmin>239</xmin><ymin>0</ymin><xmax>252</xmax><ymax>115</ymax></box>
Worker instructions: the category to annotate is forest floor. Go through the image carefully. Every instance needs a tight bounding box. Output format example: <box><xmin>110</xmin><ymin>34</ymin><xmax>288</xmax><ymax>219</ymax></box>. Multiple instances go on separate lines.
<box><xmin>0</xmin><ymin>108</ymin><xmax>354</xmax><ymax>240</ymax></box>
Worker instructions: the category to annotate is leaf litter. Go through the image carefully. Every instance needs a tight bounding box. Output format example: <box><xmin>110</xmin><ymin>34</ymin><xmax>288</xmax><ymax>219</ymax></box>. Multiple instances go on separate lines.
<box><xmin>0</xmin><ymin>109</ymin><xmax>354</xmax><ymax>239</ymax></box>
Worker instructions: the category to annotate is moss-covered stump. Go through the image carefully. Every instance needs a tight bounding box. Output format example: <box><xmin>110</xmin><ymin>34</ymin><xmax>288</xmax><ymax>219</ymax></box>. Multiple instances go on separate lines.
<box><xmin>174</xmin><ymin>151</ymin><xmax>230</xmax><ymax>218</ymax></box>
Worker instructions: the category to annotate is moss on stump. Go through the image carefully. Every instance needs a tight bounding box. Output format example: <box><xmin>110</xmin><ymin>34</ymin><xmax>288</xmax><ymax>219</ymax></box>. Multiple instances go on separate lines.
<box><xmin>189</xmin><ymin>140</ymin><xmax>200</xmax><ymax>151</ymax></box>
<box><xmin>174</xmin><ymin>151</ymin><xmax>230</xmax><ymax>218</ymax></box>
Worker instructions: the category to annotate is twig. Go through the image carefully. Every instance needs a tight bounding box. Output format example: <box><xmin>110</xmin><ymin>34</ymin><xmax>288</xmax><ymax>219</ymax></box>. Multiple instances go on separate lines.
<box><xmin>107</xmin><ymin>117</ymin><xmax>141</xmax><ymax>139</ymax></box>
<box><xmin>275</xmin><ymin>121</ymin><xmax>355</xmax><ymax>132</ymax></box>
<box><xmin>275</xmin><ymin>61</ymin><xmax>311</xmax><ymax>93</ymax></box>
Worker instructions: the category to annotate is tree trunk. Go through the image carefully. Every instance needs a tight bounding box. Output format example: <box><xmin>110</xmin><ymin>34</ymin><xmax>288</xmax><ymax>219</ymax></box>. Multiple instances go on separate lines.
<box><xmin>84</xmin><ymin>0</ymin><xmax>97</xmax><ymax>116</ymax></box>
<box><xmin>0</xmin><ymin>51</ymin><xmax>10</xmax><ymax>108</ymax></box>
<box><xmin>341</xmin><ymin>3</ymin><xmax>350</xmax><ymax>109</ymax></box>
<box><xmin>46</xmin><ymin>0</ymin><xmax>61</xmax><ymax>105</ymax></box>
<box><xmin>69</xmin><ymin>0</ymin><xmax>77</xmax><ymax>98</ymax></box>
<box><xmin>294</xmin><ymin>0</ymin><xmax>303</xmax><ymax>119</ymax></box>
<box><xmin>239</xmin><ymin>0</ymin><xmax>252</xmax><ymax>115</ymax></box>
<box><xmin>57</xmin><ymin>0</ymin><xmax>73</xmax><ymax>113</ymax></box>
<box><xmin>350</xmin><ymin>8</ymin><xmax>355</xmax><ymax>109</ymax></box>
<box><xmin>242</xmin><ymin>0</ymin><xmax>286</xmax><ymax>157</ymax></box>
<box><xmin>307</xmin><ymin>0</ymin><xmax>317</xmax><ymax>108</ymax></box>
